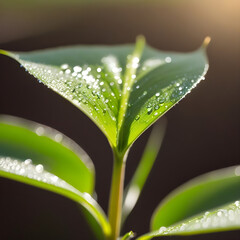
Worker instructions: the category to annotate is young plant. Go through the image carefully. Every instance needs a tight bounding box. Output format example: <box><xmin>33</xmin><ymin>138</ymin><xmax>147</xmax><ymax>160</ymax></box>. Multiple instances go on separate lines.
<box><xmin>0</xmin><ymin>36</ymin><xmax>239</xmax><ymax>240</ymax></box>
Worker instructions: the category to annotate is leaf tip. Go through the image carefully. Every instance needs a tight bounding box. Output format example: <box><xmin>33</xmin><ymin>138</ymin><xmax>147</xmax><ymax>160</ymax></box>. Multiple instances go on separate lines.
<box><xmin>0</xmin><ymin>49</ymin><xmax>10</xmax><ymax>56</ymax></box>
<box><xmin>202</xmin><ymin>36</ymin><xmax>211</xmax><ymax>48</ymax></box>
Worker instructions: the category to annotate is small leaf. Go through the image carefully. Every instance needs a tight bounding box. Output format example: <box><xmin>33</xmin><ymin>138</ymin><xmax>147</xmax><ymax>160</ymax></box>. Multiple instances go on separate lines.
<box><xmin>0</xmin><ymin>156</ymin><xmax>111</xmax><ymax>237</ymax></box>
<box><xmin>137</xmin><ymin>201</ymin><xmax>240</xmax><ymax>240</ymax></box>
<box><xmin>151</xmin><ymin>165</ymin><xmax>240</xmax><ymax>230</ymax></box>
<box><xmin>122</xmin><ymin>118</ymin><xmax>167</xmax><ymax>223</ymax></box>
<box><xmin>121</xmin><ymin>230</ymin><xmax>135</xmax><ymax>240</ymax></box>
<box><xmin>0</xmin><ymin>37</ymin><xmax>209</xmax><ymax>154</ymax></box>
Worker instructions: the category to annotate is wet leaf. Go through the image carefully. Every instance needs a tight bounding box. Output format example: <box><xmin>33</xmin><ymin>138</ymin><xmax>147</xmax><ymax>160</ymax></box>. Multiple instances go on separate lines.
<box><xmin>0</xmin><ymin>115</ymin><xmax>94</xmax><ymax>194</ymax></box>
<box><xmin>151</xmin><ymin>165</ymin><xmax>240</xmax><ymax>229</ymax></box>
<box><xmin>0</xmin><ymin>37</ymin><xmax>209</xmax><ymax>154</ymax></box>
<box><xmin>0</xmin><ymin>156</ymin><xmax>110</xmax><ymax>237</ymax></box>
<box><xmin>0</xmin><ymin>116</ymin><xmax>111</xmax><ymax>237</ymax></box>
<box><xmin>137</xmin><ymin>201</ymin><xmax>240</xmax><ymax>239</ymax></box>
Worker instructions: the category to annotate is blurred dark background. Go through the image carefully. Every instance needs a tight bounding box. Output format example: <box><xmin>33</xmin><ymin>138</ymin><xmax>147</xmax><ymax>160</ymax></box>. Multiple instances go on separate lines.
<box><xmin>0</xmin><ymin>0</ymin><xmax>239</xmax><ymax>239</ymax></box>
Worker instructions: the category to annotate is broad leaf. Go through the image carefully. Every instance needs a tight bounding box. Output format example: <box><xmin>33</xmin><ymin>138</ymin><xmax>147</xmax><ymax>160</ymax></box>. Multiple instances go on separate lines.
<box><xmin>0</xmin><ymin>156</ymin><xmax>111</xmax><ymax>237</ymax></box>
<box><xmin>0</xmin><ymin>115</ymin><xmax>94</xmax><ymax>194</ymax></box>
<box><xmin>151</xmin><ymin>165</ymin><xmax>240</xmax><ymax>230</ymax></box>
<box><xmin>137</xmin><ymin>201</ymin><xmax>240</xmax><ymax>239</ymax></box>
<box><xmin>0</xmin><ymin>37</ymin><xmax>210</xmax><ymax>154</ymax></box>
<box><xmin>122</xmin><ymin>118</ymin><xmax>166</xmax><ymax>223</ymax></box>
<box><xmin>0</xmin><ymin>116</ymin><xmax>111</xmax><ymax>237</ymax></box>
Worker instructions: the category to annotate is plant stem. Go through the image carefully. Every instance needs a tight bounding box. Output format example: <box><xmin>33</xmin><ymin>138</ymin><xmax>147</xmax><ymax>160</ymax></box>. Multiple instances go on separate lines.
<box><xmin>108</xmin><ymin>150</ymin><xmax>127</xmax><ymax>240</ymax></box>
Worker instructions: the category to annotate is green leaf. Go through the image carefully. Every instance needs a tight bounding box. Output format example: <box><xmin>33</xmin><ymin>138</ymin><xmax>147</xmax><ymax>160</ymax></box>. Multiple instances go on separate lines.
<box><xmin>0</xmin><ymin>116</ymin><xmax>111</xmax><ymax>237</ymax></box>
<box><xmin>0</xmin><ymin>156</ymin><xmax>111</xmax><ymax>237</ymax></box>
<box><xmin>0</xmin><ymin>37</ymin><xmax>210</xmax><ymax>154</ymax></box>
<box><xmin>136</xmin><ymin>201</ymin><xmax>240</xmax><ymax>240</ymax></box>
<box><xmin>151</xmin><ymin>165</ymin><xmax>240</xmax><ymax>230</ymax></box>
<box><xmin>122</xmin><ymin>118</ymin><xmax>167</xmax><ymax>223</ymax></box>
<box><xmin>121</xmin><ymin>230</ymin><xmax>135</xmax><ymax>240</ymax></box>
<box><xmin>0</xmin><ymin>115</ymin><xmax>94</xmax><ymax>194</ymax></box>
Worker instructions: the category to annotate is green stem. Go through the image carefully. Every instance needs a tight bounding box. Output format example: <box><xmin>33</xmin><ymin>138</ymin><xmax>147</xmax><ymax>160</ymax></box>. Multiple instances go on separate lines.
<box><xmin>108</xmin><ymin>150</ymin><xmax>127</xmax><ymax>240</ymax></box>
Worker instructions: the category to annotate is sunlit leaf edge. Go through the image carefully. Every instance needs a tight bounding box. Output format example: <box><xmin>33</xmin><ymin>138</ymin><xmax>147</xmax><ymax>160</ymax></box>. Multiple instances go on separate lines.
<box><xmin>0</xmin><ymin>114</ymin><xmax>95</xmax><ymax>193</ymax></box>
<box><xmin>0</xmin><ymin>156</ymin><xmax>111</xmax><ymax>237</ymax></box>
<box><xmin>151</xmin><ymin>165</ymin><xmax>240</xmax><ymax>230</ymax></box>
<box><xmin>0</xmin><ymin>38</ymin><xmax>210</xmax><ymax>154</ymax></box>
<box><xmin>137</xmin><ymin>200</ymin><xmax>240</xmax><ymax>240</ymax></box>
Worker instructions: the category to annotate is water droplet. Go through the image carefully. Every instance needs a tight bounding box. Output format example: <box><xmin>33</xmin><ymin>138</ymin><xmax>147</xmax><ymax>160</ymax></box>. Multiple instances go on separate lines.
<box><xmin>235</xmin><ymin>166</ymin><xmax>240</xmax><ymax>176</ymax></box>
<box><xmin>97</xmin><ymin>67</ymin><xmax>102</xmax><ymax>72</ymax></box>
<box><xmin>234</xmin><ymin>201</ymin><xmax>240</xmax><ymax>207</ymax></box>
<box><xmin>158</xmin><ymin>98</ymin><xmax>165</xmax><ymax>104</ymax></box>
<box><xmin>155</xmin><ymin>92</ymin><xmax>160</xmax><ymax>97</ymax></box>
<box><xmin>102</xmin><ymin>88</ymin><xmax>106</xmax><ymax>92</ymax></box>
<box><xmin>136</xmin><ymin>85</ymin><xmax>140</xmax><ymax>89</ymax></box>
<box><xmin>73</xmin><ymin>66</ymin><xmax>82</xmax><ymax>72</ymax></box>
<box><xmin>147</xmin><ymin>107</ymin><xmax>153</xmax><ymax>114</ymax></box>
<box><xmin>205</xmin><ymin>211</ymin><xmax>210</xmax><ymax>216</ymax></box>
<box><xmin>36</xmin><ymin>127</ymin><xmax>44</xmax><ymax>136</ymax></box>
<box><xmin>35</xmin><ymin>164</ymin><xmax>44</xmax><ymax>173</ymax></box>
<box><xmin>135</xmin><ymin>115</ymin><xmax>140</xmax><ymax>120</ymax></box>
<box><xmin>165</xmin><ymin>57</ymin><xmax>172</xmax><ymax>63</ymax></box>
<box><xmin>159</xmin><ymin>226</ymin><xmax>167</xmax><ymax>233</ymax></box>
<box><xmin>118</xmin><ymin>79</ymin><xmax>122</xmax><ymax>84</ymax></box>
<box><xmin>110</xmin><ymin>82</ymin><xmax>114</xmax><ymax>86</ymax></box>
<box><xmin>143</xmin><ymin>91</ymin><xmax>147</xmax><ymax>96</ymax></box>
<box><xmin>100</xmin><ymin>81</ymin><xmax>104</xmax><ymax>86</ymax></box>
<box><xmin>72</xmin><ymin>72</ymin><xmax>77</xmax><ymax>77</ymax></box>
<box><xmin>61</xmin><ymin>64</ymin><xmax>69</xmax><ymax>70</ymax></box>
<box><xmin>24</xmin><ymin>159</ymin><xmax>32</xmax><ymax>165</ymax></box>
<box><xmin>54</xmin><ymin>133</ymin><xmax>63</xmax><ymax>142</ymax></box>
<box><xmin>82</xmin><ymin>70</ymin><xmax>88</xmax><ymax>76</ymax></box>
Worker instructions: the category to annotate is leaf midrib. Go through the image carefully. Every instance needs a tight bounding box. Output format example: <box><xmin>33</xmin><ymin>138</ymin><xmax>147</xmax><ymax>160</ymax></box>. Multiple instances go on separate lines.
<box><xmin>116</xmin><ymin>37</ymin><xmax>145</xmax><ymax>152</ymax></box>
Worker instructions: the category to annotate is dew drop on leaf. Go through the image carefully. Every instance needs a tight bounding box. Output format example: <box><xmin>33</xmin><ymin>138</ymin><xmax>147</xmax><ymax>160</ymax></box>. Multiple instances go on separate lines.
<box><xmin>61</xmin><ymin>64</ymin><xmax>69</xmax><ymax>70</ymax></box>
<box><xmin>165</xmin><ymin>57</ymin><xmax>172</xmax><ymax>63</ymax></box>
<box><xmin>35</xmin><ymin>164</ymin><xmax>44</xmax><ymax>173</ymax></box>
<box><xmin>147</xmin><ymin>107</ymin><xmax>153</xmax><ymax>114</ymax></box>
<box><xmin>73</xmin><ymin>66</ymin><xmax>82</xmax><ymax>72</ymax></box>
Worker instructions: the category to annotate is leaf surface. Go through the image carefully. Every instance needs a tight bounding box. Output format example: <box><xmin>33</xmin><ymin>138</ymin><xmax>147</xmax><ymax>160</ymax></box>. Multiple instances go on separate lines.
<box><xmin>137</xmin><ymin>201</ymin><xmax>240</xmax><ymax>240</ymax></box>
<box><xmin>0</xmin><ymin>116</ymin><xmax>111</xmax><ymax>236</ymax></box>
<box><xmin>0</xmin><ymin>156</ymin><xmax>110</xmax><ymax>237</ymax></box>
<box><xmin>0</xmin><ymin>37</ymin><xmax>209</xmax><ymax>153</ymax></box>
<box><xmin>0</xmin><ymin>115</ymin><xmax>94</xmax><ymax>194</ymax></box>
<box><xmin>151</xmin><ymin>165</ymin><xmax>240</xmax><ymax>230</ymax></box>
